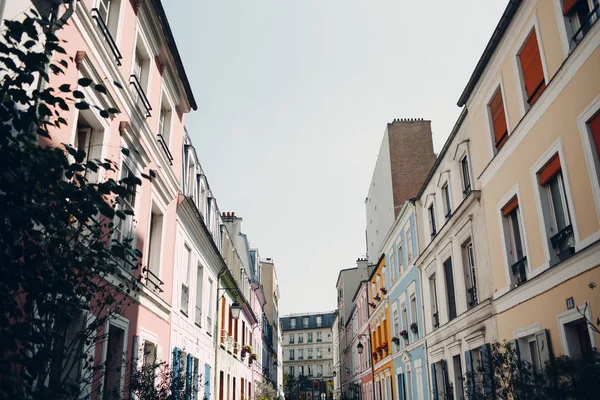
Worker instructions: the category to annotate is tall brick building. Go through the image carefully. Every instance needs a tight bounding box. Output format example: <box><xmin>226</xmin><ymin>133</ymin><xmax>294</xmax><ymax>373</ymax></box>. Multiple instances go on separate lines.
<box><xmin>365</xmin><ymin>119</ymin><xmax>436</xmax><ymax>262</ymax></box>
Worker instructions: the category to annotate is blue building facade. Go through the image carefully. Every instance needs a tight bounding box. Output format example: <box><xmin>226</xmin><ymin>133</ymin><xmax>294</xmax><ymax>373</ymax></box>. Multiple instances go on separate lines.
<box><xmin>383</xmin><ymin>201</ymin><xmax>429</xmax><ymax>400</ymax></box>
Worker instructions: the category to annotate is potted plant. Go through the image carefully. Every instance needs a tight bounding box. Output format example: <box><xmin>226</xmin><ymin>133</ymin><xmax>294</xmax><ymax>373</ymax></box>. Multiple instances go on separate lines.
<box><xmin>399</xmin><ymin>329</ymin><xmax>409</xmax><ymax>340</ymax></box>
<box><xmin>374</xmin><ymin>294</ymin><xmax>381</xmax><ymax>301</ymax></box>
<box><xmin>410</xmin><ymin>322</ymin><xmax>418</xmax><ymax>334</ymax></box>
<box><xmin>381</xmin><ymin>342</ymin><xmax>388</xmax><ymax>352</ymax></box>
<box><xmin>376</xmin><ymin>345</ymin><xmax>383</xmax><ymax>355</ymax></box>
<box><xmin>369</xmin><ymin>302</ymin><xmax>377</xmax><ymax>309</ymax></box>
<box><xmin>249</xmin><ymin>353</ymin><xmax>258</xmax><ymax>365</ymax></box>
<box><xmin>372</xmin><ymin>351</ymin><xmax>378</xmax><ymax>360</ymax></box>
<box><xmin>380</xmin><ymin>287</ymin><xmax>387</xmax><ymax>295</ymax></box>
<box><xmin>391</xmin><ymin>336</ymin><xmax>400</xmax><ymax>345</ymax></box>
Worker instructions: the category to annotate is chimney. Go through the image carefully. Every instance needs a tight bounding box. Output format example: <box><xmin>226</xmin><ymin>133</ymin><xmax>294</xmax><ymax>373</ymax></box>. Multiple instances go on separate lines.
<box><xmin>356</xmin><ymin>257</ymin><xmax>368</xmax><ymax>270</ymax></box>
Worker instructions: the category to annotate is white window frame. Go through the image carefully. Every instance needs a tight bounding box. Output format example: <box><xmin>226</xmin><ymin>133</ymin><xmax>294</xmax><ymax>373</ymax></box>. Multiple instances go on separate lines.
<box><xmin>496</xmin><ymin>184</ymin><xmax>531</xmax><ymax>296</ymax></box>
<box><xmin>557</xmin><ymin>303</ymin><xmax>597</xmax><ymax>357</ymax></box>
<box><xmin>100</xmin><ymin>315</ymin><xmax>129</xmax><ymax>399</ymax></box>
<box><xmin>483</xmin><ymin>77</ymin><xmax>511</xmax><ymax>157</ymax></box>
<box><xmin>577</xmin><ymin>95</ymin><xmax>600</xmax><ymax>229</ymax></box>
<box><xmin>530</xmin><ymin>138</ymin><xmax>579</xmax><ymax>265</ymax></box>
<box><xmin>511</xmin><ymin>12</ymin><xmax>550</xmax><ymax>116</ymax></box>
<box><xmin>405</xmin><ymin>225</ymin><xmax>413</xmax><ymax>265</ymax></box>
<box><xmin>145</xmin><ymin>192</ymin><xmax>168</xmax><ymax>284</ymax></box>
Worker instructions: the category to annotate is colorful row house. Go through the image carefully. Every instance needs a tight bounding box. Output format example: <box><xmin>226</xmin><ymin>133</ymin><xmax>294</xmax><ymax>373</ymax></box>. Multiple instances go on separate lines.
<box><xmin>1</xmin><ymin>1</ymin><xmax>283</xmax><ymax>399</ymax></box>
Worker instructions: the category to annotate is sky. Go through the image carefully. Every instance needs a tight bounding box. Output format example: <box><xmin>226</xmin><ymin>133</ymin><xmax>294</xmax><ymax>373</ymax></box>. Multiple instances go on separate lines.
<box><xmin>163</xmin><ymin>0</ymin><xmax>509</xmax><ymax>315</ymax></box>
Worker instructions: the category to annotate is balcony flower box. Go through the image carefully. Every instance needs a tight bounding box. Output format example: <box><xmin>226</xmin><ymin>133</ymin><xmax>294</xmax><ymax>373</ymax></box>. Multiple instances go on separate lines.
<box><xmin>391</xmin><ymin>337</ymin><xmax>400</xmax><ymax>345</ymax></box>
<box><xmin>381</xmin><ymin>342</ymin><xmax>388</xmax><ymax>352</ymax></box>
<box><xmin>369</xmin><ymin>302</ymin><xmax>377</xmax><ymax>309</ymax></box>
<box><xmin>380</xmin><ymin>287</ymin><xmax>387</xmax><ymax>295</ymax></box>
<box><xmin>399</xmin><ymin>329</ymin><xmax>408</xmax><ymax>339</ymax></box>
<box><xmin>372</xmin><ymin>351</ymin><xmax>378</xmax><ymax>360</ymax></box>
<box><xmin>374</xmin><ymin>294</ymin><xmax>381</xmax><ymax>302</ymax></box>
<box><xmin>410</xmin><ymin>322</ymin><xmax>418</xmax><ymax>334</ymax></box>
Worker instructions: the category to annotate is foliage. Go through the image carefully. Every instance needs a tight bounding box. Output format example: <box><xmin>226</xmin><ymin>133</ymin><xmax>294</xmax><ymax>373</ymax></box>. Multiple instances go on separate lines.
<box><xmin>0</xmin><ymin>10</ymin><xmax>146</xmax><ymax>400</ymax></box>
<box><xmin>283</xmin><ymin>372</ymin><xmax>298</xmax><ymax>399</ymax></box>
<box><xmin>255</xmin><ymin>379</ymin><xmax>276</xmax><ymax>400</ymax></box>
<box><xmin>465</xmin><ymin>341</ymin><xmax>600</xmax><ymax>400</ymax></box>
<box><xmin>124</xmin><ymin>360</ymin><xmax>190</xmax><ymax>400</ymax></box>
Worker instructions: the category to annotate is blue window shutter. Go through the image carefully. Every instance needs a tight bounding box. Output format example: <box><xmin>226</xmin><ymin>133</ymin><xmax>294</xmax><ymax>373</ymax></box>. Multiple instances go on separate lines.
<box><xmin>481</xmin><ymin>343</ymin><xmax>494</xmax><ymax>398</ymax></box>
<box><xmin>397</xmin><ymin>374</ymin><xmax>404</xmax><ymax>400</ymax></box>
<box><xmin>204</xmin><ymin>363</ymin><xmax>211</xmax><ymax>399</ymax></box>
<box><xmin>431</xmin><ymin>364</ymin><xmax>438</xmax><ymax>400</ymax></box>
<box><xmin>441</xmin><ymin>359</ymin><xmax>449</xmax><ymax>396</ymax></box>
<box><xmin>172</xmin><ymin>348</ymin><xmax>181</xmax><ymax>399</ymax></box>
<box><xmin>186</xmin><ymin>353</ymin><xmax>193</xmax><ymax>400</ymax></box>
<box><xmin>465</xmin><ymin>350</ymin><xmax>474</xmax><ymax>400</ymax></box>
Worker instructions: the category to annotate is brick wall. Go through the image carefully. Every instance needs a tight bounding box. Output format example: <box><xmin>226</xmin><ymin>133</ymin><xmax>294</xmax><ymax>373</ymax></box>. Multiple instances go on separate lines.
<box><xmin>387</xmin><ymin>119</ymin><xmax>436</xmax><ymax>218</ymax></box>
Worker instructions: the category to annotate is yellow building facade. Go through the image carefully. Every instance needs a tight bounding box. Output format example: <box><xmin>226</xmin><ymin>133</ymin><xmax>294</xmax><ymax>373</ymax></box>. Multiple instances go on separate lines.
<box><xmin>458</xmin><ymin>0</ymin><xmax>600</xmax><ymax>365</ymax></box>
<box><xmin>368</xmin><ymin>256</ymin><xmax>395</xmax><ymax>399</ymax></box>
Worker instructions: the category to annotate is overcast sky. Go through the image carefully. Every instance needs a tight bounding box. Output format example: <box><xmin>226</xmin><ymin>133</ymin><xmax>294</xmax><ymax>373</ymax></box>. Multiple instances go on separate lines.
<box><xmin>163</xmin><ymin>0</ymin><xmax>508</xmax><ymax>315</ymax></box>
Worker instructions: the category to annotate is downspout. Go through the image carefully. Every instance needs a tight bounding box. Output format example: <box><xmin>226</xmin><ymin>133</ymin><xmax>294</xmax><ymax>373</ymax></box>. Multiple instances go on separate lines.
<box><xmin>213</xmin><ymin>268</ymin><xmax>227</xmax><ymax>400</ymax></box>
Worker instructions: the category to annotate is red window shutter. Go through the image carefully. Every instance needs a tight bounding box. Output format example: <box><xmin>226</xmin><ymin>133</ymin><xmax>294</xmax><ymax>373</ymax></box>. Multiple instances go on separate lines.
<box><xmin>563</xmin><ymin>0</ymin><xmax>581</xmax><ymax>15</ymax></box>
<box><xmin>502</xmin><ymin>196</ymin><xmax>519</xmax><ymax>217</ymax></box>
<box><xmin>220</xmin><ymin>298</ymin><xmax>226</xmax><ymax>343</ymax></box>
<box><xmin>539</xmin><ymin>154</ymin><xmax>562</xmax><ymax>186</ymax></box>
<box><xmin>519</xmin><ymin>30</ymin><xmax>546</xmax><ymax>106</ymax></box>
<box><xmin>590</xmin><ymin>113</ymin><xmax>600</xmax><ymax>159</ymax></box>
<box><xmin>490</xmin><ymin>89</ymin><xmax>508</xmax><ymax>148</ymax></box>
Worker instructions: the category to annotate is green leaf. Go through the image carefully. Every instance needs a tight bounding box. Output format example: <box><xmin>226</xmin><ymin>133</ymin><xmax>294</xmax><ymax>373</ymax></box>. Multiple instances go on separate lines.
<box><xmin>78</xmin><ymin>77</ymin><xmax>93</xmax><ymax>87</ymax></box>
<box><xmin>107</xmin><ymin>107</ymin><xmax>120</xmax><ymax>114</ymax></box>
<box><xmin>75</xmin><ymin>102</ymin><xmax>89</xmax><ymax>110</ymax></box>
<box><xmin>72</xmin><ymin>90</ymin><xmax>85</xmax><ymax>99</ymax></box>
<box><xmin>99</xmin><ymin>109</ymin><xmax>109</xmax><ymax>118</ymax></box>
<box><xmin>121</xmin><ymin>147</ymin><xmax>130</xmax><ymax>157</ymax></box>
<box><xmin>58</xmin><ymin>84</ymin><xmax>70</xmax><ymax>92</ymax></box>
<box><xmin>113</xmin><ymin>80</ymin><xmax>123</xmax><ymax>89</ymax></box>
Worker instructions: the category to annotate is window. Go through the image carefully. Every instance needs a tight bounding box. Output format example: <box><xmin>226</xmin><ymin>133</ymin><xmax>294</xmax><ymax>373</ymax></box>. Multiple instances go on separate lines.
<box><xmin>563</xmin><ymin>317</ymin><xmax>593</xmax><ymax>359</ymax></box>
<box><xmin>207</xmin><ymin>278</ymin><xmax>214</xmax><ymax>330</ymax></box>
<box><xmin>517</xmin><ymin>330</ymin><xmax>551</xmax><ymax>372</ymax></box>
<box><xmin>316</xmin><ymin>316</ymin><xmax>322</xmax><ymax>326</ymax></box>
<box><xmin>307</xmin><ymin>365</ymin><xmax>313</xmax><ymax>377</ymax></box>
<box><xmin>406</xmin><ymin>228</ymin><xmax>413</xmax><ymax>264</ymax></box>
<box><xmin>74</xmin><ymin>120</ymin><xmax>105</xmax><ymax>183</ymax></box>
<box><xmin>442</xmin><ymin>183</ymin><xmax>452</xmax><ymax>220</ymax></box>
<box><xmin>308</xmin><ymin>332</ymin><xmax>313</xmax><ymax>343</ymax></box>
<box><xmin>180</xmin><ymin>245</ymin><xmax>191</xmax><ymax>315</ymax></box>
<box><xmin>489</xmin><ymin>88</ymin><xmax>508</xmax><ymax>150</ymax></box>
<box><xmin>289</xmin><ymin>366</ymin><xmax>295</xmax><ymax>377</ymax></box>
<box><xmin>538</xmin><ymin>154</ymin><xmax>574</xmax><ymax>262</ymax></box>
<box><xmin>143</xmin><ymin>341</ymin><xmax>157</xmax><ymax>368</ymax></box>
<box><xmin>114</xmin><ymin>159</ymin><xmax>137</xmax><ymax>257</ymax></box>
<box><xmin>397</xmin><ymin>241</ymin><xmax>404</xmax><ymax>276</ymax></box>
<box><xmin>452</xmin><ymin>355</ymin><xmax>464</xmax><ymax>400</ymax></box>
<box><xmin>130</xmin><ymin>41</ymin><xmax>151</xmax><ymax>117</ymax></box>
<box><xmin>519</xmin><ymin>30</ymin><xmax>546</xmax><ymax>107</ymax></box>
<box><xmin>317</xmin><ymin>348</ymin><xmax>323</xmax><ymax>359</ymax></box>
<box><xmin>406</xmin><ymin>368</ymin><xmax>413</xmax><ymax>400</ymax></box>
<box><xmin>298</xmin><ymin>334</ymin><xmax>304</xmax><ymax>344</ymax></box>
<box><xmin>401</xmin><ymin>305</ymin><xmax>409</xmax><ymax>345</ymax></box>
<box><xmin>289</xmin><ymin>349</ymin><xmax>295</xmax><ymax>361</ymax></box>
<box><xmin>317</xmin><ymin>364</ymin><xmax>323</xmax><ymax>377</ymax></box>
<box><xmin>289</xmin><ymin>333</ymin><xmax>295</xmax><ymax>344</ymax></box>
<box><xmin>317</xmin><ymin>332</ymin><xmax>323</xmax><ymax>342</ymax></box>
<box><xmin>146</xmin><ymin>206</ymin><xmax>164</xmax><ymax>295</ymax></box>
<box><xmin>299</xmin><ymin>366</ymin><xmax>304</xmax><ymax>376</ymax></box>
<box><xmin>195</xmin><ymin>263</ymin><xmax>203</xmax><ymax>326</ymax></box>
<box><xmin>462</xmin><ymin>241</ymin><xmax>478</xmax><ymax>309</ymax></box>
<box><xmin>443</xmin><ymin>258</ymin><xmax>457</xmax><ymax>321</ymax></box>
<box><xmin>393</xmin><ymin>310</ymin><xmax>399</xmax><ymax>338</ymax></box>
<box><xmin>298</xmin><ymin>349</ymin><xmax>304</xmax><ymax>360</ymax></box>
<box><xmin>428</xmin><ymin>204</ymin><xmax>437</xmax><ymax>237</ymax></box>
<box><xmin>461</xmin><ymin>156</ymin><xmax>472</xmax><ymax>195</ymax></box>
<box><xmin>290</xmin><ymin>319</ymin><xmax>296</xmax><ymax>329</ymax></box>
<box><xmin>308</xmin><ymin>349</ymin><xmax>313</xmax><ymax>360</ymax></box>
<box><xmin>103</xmin><ymin>323</ymin><xmax>126</xmax><ymax>399</ymax></box>
<box><xmin>158</xmin><ymin>106</ymin><xmax>172</xmax><ymax>145</ymax></box>
<box><xmin>303</xmin><ymin>317</ymin><xmax>309</xmax><ymax>327</ymax></box>
<box><xmin>590</xmin><ymin>112</ymin><xmax>600</xmax><ymax>160</ymax></box>
<box><xmin>429</xmin><ymin>274</ymin><xmax>440</xmax><ymax>329</ymax></box>
<box><xmin>49</xmin><ymin>312</ymin><xmax>88</xmax><ymax>389</ymax></box>
<box><xmin>410</xmin><ymin>296</ymin><xmax>418</xmax><ymax>338</ymax></box>
<box><xmin>563</xmin><ymin>0</ymin><xmax>599</xmax><ymax>48</ymax></box>
<box><xmin>502</xmin><ymin>197</ymin><xmax>527</xmax><ymax>287</ymax></box>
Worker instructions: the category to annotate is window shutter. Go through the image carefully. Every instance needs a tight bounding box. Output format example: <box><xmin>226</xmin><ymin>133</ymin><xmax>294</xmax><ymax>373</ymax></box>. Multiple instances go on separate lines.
<box><xmin>501</xmin><ymin>196</ymin><xmax>519</xmax><ymax>217</ymax></box>
<box><xmin>172</xmin><ymin>347</ymin><xmax>181</xmax><ymax>399</ymax></box>
<box><xmin>430</xmin><ymin>364</ymin><xmax>438</xmax><ymax>400</ymax></box>
<box><xmin>481</xmin><ymin>344</ymin><xmax>494</xmax><ymax>397</ymax></box>
<box><xmin>519</xmin><ymin>30</ymin><xmax>546</xmax><ymax>106</ymax></box>
<box><xmin>204</xmin><ymin>364</ymin><xmax>211</xmax><ymax>400</ymax></box>
<box><xmin>186</xmin><ymin>353</ymin><xmax>193</xmax><ymax>400</ymax></box>
<box><xmin>589</xmin><ymin>113</ymin><xmax>600</xmax><ymax>158</ymax></box>
<box><xmin>397</xmin><ymin>373</ymin><xmax>405</xmax><ymax>400</ymax></box>
<box><xmin>538</xmin><ymin>154</ymin><xmax>561</xmax><ymax>186</ymax></box>
<box><xmin>535</xmin><ymin>329</ymin><xmax>553</xmax><ymax>367</ymax></box>
<box><xmin>563</xmin><ymin>0</ymin><xmax>581</xmax><ymax>15</ymax></box>
<box><xmin>464</xmin><ymin>350</ymin><xmax>475</xmax><ymax>400</ymax></box>
<box><xmin>490</xmin><ymin>89</ymin><xmax>508</xmax><ymax>148</ymax></box>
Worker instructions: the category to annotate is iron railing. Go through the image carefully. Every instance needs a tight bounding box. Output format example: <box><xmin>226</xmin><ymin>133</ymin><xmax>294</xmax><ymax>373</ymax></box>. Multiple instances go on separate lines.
<box><xmin>550</xmin><ymin>224</ymin><xmax>575</xmax><ymax>261</ymax></box>
<box><xmin>433</xmin><ymin>312</ymin><xmax>440</xmax><ymax>329</ymax></box>
<box><xmin>157</xmin><ymin>134</ymin><xmax>174</xmax><ymax>165</ymax></box>
<box><xmin>570</xmin><ymin>3</ymin><xmax>600</xmax><ymax>48</ymax></box>
<box><xmin>129</xmin><ymin>74</ymin><xmax>152</xmax><ymax>117</ymax></box>
<box><xmin>511</xmin><ymin>256</ymin><xmax>528</xmax><ymax>287</ymax></box>
<box><xmin>195</xmin><ymin>306</ymin><xmax>202</xmax><ymax>327</ymax></box>
<box><xmin>467</xmin><ymin>286</ymin><xmax>478</xmax><ymax>308</ymax></box>
<box><xmin>90</xmin><ymin>8</ymin><xmax>122</xmax><ymax>65</ymax></box>
<box><xmin>526</xmin><ymin>79</ymin><xmax>545</xmax><ymax>105</ymax></box>
<box><xmin>143</xmin><ymin>267</ymin><xmax>164</xmax><ymax>294</ymax></box>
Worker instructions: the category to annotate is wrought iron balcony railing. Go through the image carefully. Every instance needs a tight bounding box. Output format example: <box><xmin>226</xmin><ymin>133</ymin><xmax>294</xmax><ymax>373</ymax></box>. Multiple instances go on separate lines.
<box><xmin>467</xmin><ymin>286</ymin><xmax>478</xmax><ymax>308</ymax></box>
<box><xmin>570</xmin><ymin>3</ymin><xmax>600</xmax><ymax>48</ymax></box>
<box><xmin>129</xmin><ymin>74</ymin><xmax>152</xmax><ymax>117</ymax></box>
<box><xmin>91</xmin><ymin>8</ymin><xmax>122</xmax><ymax>66</ymax></box>
<box><xmin>143</xmin><ymin>267</ymin><xmax>164</xmax><ymax>294</ymax></box>
<box><xmin>550</xmin><ymin>224</ymin><xmax>575</xmax><ymax>261</ymax></box>
<box><xmin>432</xmin><ymin>312</ymin><xmax>440</xmax><ymax>329</ymax></box>
<box><xmin>157</xmin><ymin>134</ymin><xmax>174</xmax><ymax>165</ymax></box>
<box><xmin>511</xmin><ymin>256</ymin><xmax>528</xmax><ymax>287</ymax></box>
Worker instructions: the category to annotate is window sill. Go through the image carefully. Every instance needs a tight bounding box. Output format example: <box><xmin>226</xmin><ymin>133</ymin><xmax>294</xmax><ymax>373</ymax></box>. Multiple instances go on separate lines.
<box><xmin>181</xmin><ymin>310</ymin><xmax>188</xmax><ymax>317</ymax></box>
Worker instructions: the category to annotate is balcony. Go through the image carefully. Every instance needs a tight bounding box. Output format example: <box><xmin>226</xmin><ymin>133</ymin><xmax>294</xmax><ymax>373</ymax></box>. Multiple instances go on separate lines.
<box><xmin>143</xmin><ymin>267</ymin><xmax>164</xmax><ymax>295</ymax></box>
<box><xmin>157</xmin><ymin>134</ymin><xmax>174</xmax><ymax>165</ymax></box>
<box><xmin>90</xmin><ymin>8</ymin><xmax>122</xmax><ymax>66</ymax></box>
<box><xmin>550</xmin><ymin>224</ymin><xmax>575</xmax><ymax>262</ymax></box>
<box><xmin>467</xmin><ymin>286</ymin><xmax>478</xmax><ymax>308</ymax></box>
<box><xmin>432</xmin><ymin>312</ymin><xmax>440</xmax><ymax>329</ymax></box>
<box><xmin>511</xmin><ymin>257</ymin><xmax>528</xmax><ymax>287</ymax></box>
<box><xmin>129</xmin><ymin>74</ymin><xmax>152</xmax><ymax>118</ymax></box>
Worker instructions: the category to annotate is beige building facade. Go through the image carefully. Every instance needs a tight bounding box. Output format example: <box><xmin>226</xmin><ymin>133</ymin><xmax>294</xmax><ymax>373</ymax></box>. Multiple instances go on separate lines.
<box><xmin>458</xmin><ymin>0</ymin><xmax>600</xmax><ymax>363</ymax></box>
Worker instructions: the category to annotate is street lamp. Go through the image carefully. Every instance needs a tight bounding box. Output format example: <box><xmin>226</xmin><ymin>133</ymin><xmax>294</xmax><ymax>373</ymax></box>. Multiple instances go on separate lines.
<box><xmin>333</xmin><ymin>371</ymin><xmax>336</xmax><ymax>377</ymax></box>
<box><xmin>230</xmin><ymin>300</ymin><xmax>242</xmax><ymax>319</ymax></box>
<box><xmin>356</xmin><ymin>342</ymin><xmax>364</xmax><ymax>355</ymax></box>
